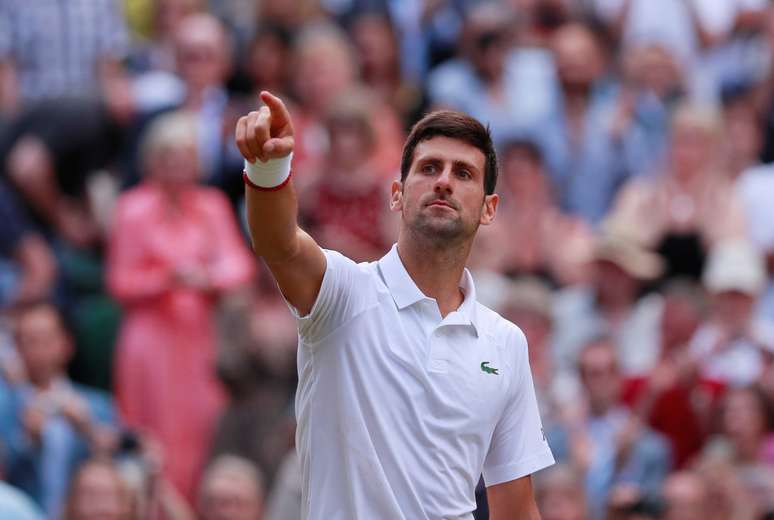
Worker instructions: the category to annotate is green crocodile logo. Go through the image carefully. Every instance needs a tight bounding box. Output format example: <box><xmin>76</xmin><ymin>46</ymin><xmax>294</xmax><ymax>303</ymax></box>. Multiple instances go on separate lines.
<box><xmin>480</xmin><ymin>361</ymin><xmax>499</xmax><ymax>375</ymax></box>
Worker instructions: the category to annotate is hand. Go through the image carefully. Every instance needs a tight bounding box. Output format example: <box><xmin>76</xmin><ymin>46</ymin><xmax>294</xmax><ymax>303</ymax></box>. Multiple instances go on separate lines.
<box><xmin>235</xmin><ymin>91</ymin><xmax>294</xmax><ymax>163</ymax></box>
<box><xmin>22</xmin><ymin>404</ymin><xmax>46</xmax><ymax>442</ymax></box>
<box><xmin>56</xmin><ymin>392</ymin><xmax>92</xmax><ymax>433</ymax></box>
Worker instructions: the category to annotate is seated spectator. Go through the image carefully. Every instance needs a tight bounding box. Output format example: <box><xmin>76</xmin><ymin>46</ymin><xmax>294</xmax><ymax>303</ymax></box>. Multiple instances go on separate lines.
<box><xmin>552</xmin><ymin>232</ymin><xmax>664</xmax><ymax>382</ymax></box>
<box><xmin>0</xmin><ymin>302</ymin><xmax>117</xmax><ymax>517</ymax></box>
<box><xmin>301</xmin><ymin>91</ymin><xmax>395</xmax><ymax>262</ymax></box>
<box><xmin>607</xmin><ymin>103</ymin><xmax>747</xmax><ymax>281</ymax></box>
<box><xmin>1</xmin><ymin>98</ymin><xmax>126</xmax><ymax>247</ymax></box>
<box><xmin>690</xmin><ymin>240</ymin><xmax>774</xmax><ymax>387</ymax></box>
<box><xmin>533</xmin><ymin>22</ymin><xmax>657</xmax><ymax>225</ymax></box>
<box><xmin>107</xmin><ymin>111</ymin><xmax>256</xmax><ymax>501</ymax></box>
<box><xmin>468</xmin><ymin>139</ymin><xmax>592</xmax><ymax>286</ymax></box>
<box><xmin>197</xmin><ymin>455</ymin><xmax>264</xmax><ymax>520</ymax></box>
<box><xmin>350</xmin><ymin>13</ymin><xmax>423</xmax><ymax>124</ymax></box>
<box><xmin>427</xmin><ymin>2</ymin><xmax>555</xmax><ymax>145</ymax></box>
<box><xmin>622</xmin><ymin>280</ymin><xmax>725</xmax><ymax>468</ymax></box>
<box><xmin>0</xmin><ymin>181</ymin><xmax>55</xmax><ymax>308</ymax></box>
<box><xmin>62</xmin><ymin>458</ymin><xmax>132</xmax><ymax>520</ymax></box>
<box><xmin>548</xmin><ymin>338</ymin><xmax>671</xmax><ymax>519</ymax></box>
<box><xmin>289</xmin><ymin>21</ymin><xmax>404</xmax><ymax>196</ymax></box>
<box><xmin>700</xmin><ymin>386</ymin><xmax>774</xmax><ymax>518</ymax></box>
<box><xmin>706</xmin><ymin>386</ymin><xmax>774</xmax><ymax>466</ymax></box>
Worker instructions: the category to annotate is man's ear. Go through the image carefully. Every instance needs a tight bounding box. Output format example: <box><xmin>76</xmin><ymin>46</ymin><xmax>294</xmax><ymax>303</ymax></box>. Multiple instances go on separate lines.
<box><xmin>480</xmin><ymin>193</ymin><xmax>499</xmax><ymax>225</ymax></box>
<box><xmin>390</xmin><ymin>180</ymin><xmax>403</xmax><ymax>212</ymax></box>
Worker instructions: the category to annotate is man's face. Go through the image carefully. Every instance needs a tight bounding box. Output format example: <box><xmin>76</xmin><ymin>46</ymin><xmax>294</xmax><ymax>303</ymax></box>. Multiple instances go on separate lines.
<box><xmin>199</xmin><ymin>471</ymin><xmax>263</xmax><ymax>520</ymax></box>
<box><xmin>391</xmin><ymin>136</ymin><xmax>498</xmax><ymax>245</ymax></box>
<box><xmin>15</xmin><ymin>306</ymin><xmax>71</xmax><ymax>385</ymax></box>
<box><xmin>68</xmin><ymin>464</ymin><xmax>129</xmax><ymax>520</ymax></box>
<box><xmin>579</xmin><ymin>343</ymin><xmax>620</xmax><ymax>412</ymax></box>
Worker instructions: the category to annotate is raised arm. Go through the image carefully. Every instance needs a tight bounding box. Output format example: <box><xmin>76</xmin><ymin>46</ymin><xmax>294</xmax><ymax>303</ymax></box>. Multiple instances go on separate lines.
<box><xmin>235</xmin><ymin>91</ymin><xmax>325</xmax><ymax>316</ymax></box>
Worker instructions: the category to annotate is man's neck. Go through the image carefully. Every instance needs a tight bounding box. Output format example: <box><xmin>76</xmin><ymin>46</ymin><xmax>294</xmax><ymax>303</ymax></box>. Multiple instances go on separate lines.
<box><xmin>396</xmin><ymin>233</ymin><xmax>470</xmax><ymax>317</ymax></box>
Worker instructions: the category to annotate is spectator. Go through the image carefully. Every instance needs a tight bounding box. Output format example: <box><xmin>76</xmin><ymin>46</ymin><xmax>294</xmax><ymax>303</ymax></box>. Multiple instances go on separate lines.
<box><xmin>427</xmin><ymin>2</ymin><xmax>556</xmax><ymax>145</ymax></box>
<box><xmin>289</xmin><ymin>21</ymin><xmax>404</xmax><ymax>196</ymax></box>
<box><xmin>0</xmin><ymin>302</ymin><xmax>117</xmax><ymax>517</ymax></box>
<box><xmin>302</xmin><ymin>90</ymin><xmax>395</xmax><ymax>262</ymax></box>
<box><xmin>689</xmin><ymin>240</ymin><xmax>774</xmax><ymax>387</ymax></box>
<box><xmin>548</xmin><ymin>338</ymin><xmax>671</xmax><ymax>519</ymax></box>
<box><xmin>552</xmin><ymin>232</ymin><xmax>665</xmax><ymax>383</ymax></box>
<box><xmin>350</xmin><ymin>12</ymin><xmax>423</xmax><ymax>124</ymax></box>
<box><xmin>622</xmin><ymin>280</ymin><xmax>725</xmax><ymax>468</ymax></box>
<box><xmin>107</xmin><ymin>111</ymin><xmax>255</xmax><ymax>501</ymax></box>
<box><xmin>535</xmin><ymin>22</ymin><xmax>654</xmax><ymax>225</ymax></box>
<box><xmin>0</xmin><ymin>181</ymin><xmax>55</xmax><ymax>308</ymax></box>
<box><xmin>468</xmin><ymin>139</ymin><xmax>592</xmax><ymax>285</ymax></box>
<box><xmin>607</xmin><ymin>103</ymin><xmax>747</xmax><ymax>281</ymax></box>
<box><xmin>0</xmin><ymin>0</ymin><xmax>132</xmax><ymax>117</ymax></box>
<box><xmin>1</xmin><ymin>99</ymin><xmax>125</xmax><ymax>247</ymax></box>
<box><xmin>245</xmin><ymin>24</ymin><xmax>293</xmax><ymax>100</ymax></box>
<box><xmin>197</xmin><ymin>455</ymin><xmax>264</xmax><ymax>520</ymax></box>
<box><xmin>62</xmin><ymin>458</ymin><xmax>133</xmax><ymax>520</ymax></box>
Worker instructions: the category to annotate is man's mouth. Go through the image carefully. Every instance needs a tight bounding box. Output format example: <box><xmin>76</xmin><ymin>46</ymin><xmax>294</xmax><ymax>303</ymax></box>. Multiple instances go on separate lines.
<box><xmin>427</xmin><ymin>199</ymin><xmax>454</xmax><ymax>209</ymax></box>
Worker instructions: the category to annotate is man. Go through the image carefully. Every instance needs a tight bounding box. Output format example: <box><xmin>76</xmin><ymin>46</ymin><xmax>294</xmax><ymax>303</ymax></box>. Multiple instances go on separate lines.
<box><xmin>198</xmin><ymin>455</ymin><xmax>265</xmax><ymax>520</ymax></box>
<box><xmin>0</xmin><ymin>302</ymin><xmax>116</xmax><ymax>517</ymax></box>
<box><xmin>547</xmin><ymin>339</ymin><xmax>670</xmax><ymax>519</ymax></box>
<box><xmin>235</xmin><ymin>91</ymin><xmax>554</xmax><ymax>519</ymax></box>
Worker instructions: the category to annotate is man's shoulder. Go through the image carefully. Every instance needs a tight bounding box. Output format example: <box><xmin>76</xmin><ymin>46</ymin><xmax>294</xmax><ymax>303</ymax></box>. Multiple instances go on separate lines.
<box><xmin>474</xmin><ymin>301</ymin><xmax>528</xmax><ymax>350</ymax></box>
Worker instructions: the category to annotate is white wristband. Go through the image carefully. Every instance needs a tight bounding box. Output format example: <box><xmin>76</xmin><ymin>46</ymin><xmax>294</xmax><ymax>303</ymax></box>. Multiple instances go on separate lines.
<box><xmin>244</xmin><ymin>153</ymin><xmax>293</xmax><ymax>190</ymax></box>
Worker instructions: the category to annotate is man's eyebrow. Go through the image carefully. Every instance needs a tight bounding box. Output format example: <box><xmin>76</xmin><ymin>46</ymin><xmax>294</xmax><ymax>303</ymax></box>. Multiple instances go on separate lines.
<box><xmin>452</xmin><ymin>159</ymin><xmax>481</xmax><ymax>175</ymax></box>
<box><xmin>416</xmin><ymin>155</ymin><xmax>481</xmax><ymax>175</ymax></box>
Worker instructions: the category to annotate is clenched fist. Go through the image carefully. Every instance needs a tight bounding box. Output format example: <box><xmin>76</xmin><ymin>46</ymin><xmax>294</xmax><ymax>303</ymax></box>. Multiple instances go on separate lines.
<box><xmin>235</xmin><ymin>91</ymin><xmax>295</xmax><ymax>163</ymax></box>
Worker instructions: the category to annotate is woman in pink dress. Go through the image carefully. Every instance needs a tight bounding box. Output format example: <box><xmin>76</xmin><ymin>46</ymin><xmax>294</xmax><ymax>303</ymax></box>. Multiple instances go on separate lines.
<box><xmin>107</xmin><ymin>111</ymin><xmax>256</xmax><ymax>501</ymax></box>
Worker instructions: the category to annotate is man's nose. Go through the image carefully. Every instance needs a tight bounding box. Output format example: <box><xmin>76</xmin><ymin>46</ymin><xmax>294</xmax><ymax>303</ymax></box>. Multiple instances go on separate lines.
<box><xmin>434</xmin><ymin>165</ymin><xmax>454</xmax><ymax>193</ymax></box>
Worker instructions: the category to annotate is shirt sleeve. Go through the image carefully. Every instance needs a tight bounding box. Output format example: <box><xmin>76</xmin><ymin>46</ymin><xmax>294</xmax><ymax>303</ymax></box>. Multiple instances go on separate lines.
<box><xmin>288</xmin><ymin>249</ymin><xmax>374</xmax><ymax>345</ymax></box>
<box><xmin>482</xmin><ymin>326</ymin><xmax>555</xmax><ymax>486</ymax></box>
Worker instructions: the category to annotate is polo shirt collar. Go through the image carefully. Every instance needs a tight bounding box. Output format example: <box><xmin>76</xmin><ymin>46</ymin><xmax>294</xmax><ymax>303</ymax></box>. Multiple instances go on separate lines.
<box><xmin>378</xmin><ymin>244</ymin><xmax>480</xmax><ymax>336</ymax></box>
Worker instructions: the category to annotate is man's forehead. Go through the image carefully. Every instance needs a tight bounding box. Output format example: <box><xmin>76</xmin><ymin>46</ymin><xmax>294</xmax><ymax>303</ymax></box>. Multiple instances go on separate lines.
<box><xmin>413</xmin><ymin>136</ymin><xmax>486</xmax><ymax>171</ymax></box>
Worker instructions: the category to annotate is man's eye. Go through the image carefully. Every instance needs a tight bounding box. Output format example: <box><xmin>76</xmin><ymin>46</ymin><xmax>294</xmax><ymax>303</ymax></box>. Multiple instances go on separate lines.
<box><xmin>422</xmin><ymin>164</ymin><xmax>436</xmax><ymax>174</ymax></box>
<box><xmin>458</xmin><ymin>170</ymin><xmax>471</xmax><ymax>179</ymax></box>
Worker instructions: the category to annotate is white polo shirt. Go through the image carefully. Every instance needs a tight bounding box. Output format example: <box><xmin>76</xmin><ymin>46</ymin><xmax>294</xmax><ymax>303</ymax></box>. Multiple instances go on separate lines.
<box><xmin>291</xmin><ymin>245</ymin><xmax>554</xmax><ymax>520</ymax></box>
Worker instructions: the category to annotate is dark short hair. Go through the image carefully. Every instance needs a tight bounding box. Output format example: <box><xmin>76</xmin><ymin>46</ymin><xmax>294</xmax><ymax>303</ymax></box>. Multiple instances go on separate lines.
<box><xmin>400</xmin><ymin>111</ymin><xmax>498</xmax><ymax>195</ymax></box>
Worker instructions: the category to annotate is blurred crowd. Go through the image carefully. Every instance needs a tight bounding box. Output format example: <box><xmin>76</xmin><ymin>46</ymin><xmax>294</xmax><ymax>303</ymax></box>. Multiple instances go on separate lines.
<box><xmin>1</xmin><ymin>0</ymin><xmax>774</xmax><ymax>519</ymax></box>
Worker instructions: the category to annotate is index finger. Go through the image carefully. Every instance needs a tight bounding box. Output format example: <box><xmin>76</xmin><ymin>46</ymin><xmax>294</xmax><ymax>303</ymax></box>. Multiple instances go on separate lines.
<box><xmin>260</xmin><ymin>91</ymin><xmax>292</xmax><ymax>131</ymax></box>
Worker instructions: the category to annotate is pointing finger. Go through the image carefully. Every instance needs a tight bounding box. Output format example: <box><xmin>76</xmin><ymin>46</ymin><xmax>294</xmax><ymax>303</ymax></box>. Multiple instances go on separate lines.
<box><xmin>260</xmin><ymin>91</ymin><xmax>293</xmax><ymax>135</ymax></box>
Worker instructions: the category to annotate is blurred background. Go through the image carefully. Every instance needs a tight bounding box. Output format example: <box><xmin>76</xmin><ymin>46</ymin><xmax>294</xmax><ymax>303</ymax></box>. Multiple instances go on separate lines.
<box><xmin>1</xmin><ymin>0</ymin><xmax>774</xmax><ymax>518</ymax></box>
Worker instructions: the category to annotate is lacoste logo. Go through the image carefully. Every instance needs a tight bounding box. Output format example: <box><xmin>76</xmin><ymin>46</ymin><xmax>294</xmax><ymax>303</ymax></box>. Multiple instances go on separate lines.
<box><xmin>480</xmin><ymin>361</ymin><xmax>499</xmax><ymax>375</ymax></box>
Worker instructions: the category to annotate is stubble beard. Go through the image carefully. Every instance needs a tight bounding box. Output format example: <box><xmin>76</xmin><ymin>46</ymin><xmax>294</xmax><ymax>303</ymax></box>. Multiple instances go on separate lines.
<box><xmin>407</xmin><ymin>207</ymin><xmax>477</xmax><ymax>248</ymax></box>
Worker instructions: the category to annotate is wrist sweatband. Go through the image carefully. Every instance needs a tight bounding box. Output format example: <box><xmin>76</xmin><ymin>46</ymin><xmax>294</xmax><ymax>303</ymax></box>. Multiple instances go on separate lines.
<box><xmin>243</xmin><ymin>153</ymin><xmax>293</xmax><ymax>191</ymax></box>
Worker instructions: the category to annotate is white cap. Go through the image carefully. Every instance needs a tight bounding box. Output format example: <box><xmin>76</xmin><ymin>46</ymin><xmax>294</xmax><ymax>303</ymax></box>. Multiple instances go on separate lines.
<box><xmin>702</xmin><ymin>240</ymin><xmax>767</xmax><ymax>295</ymax></box>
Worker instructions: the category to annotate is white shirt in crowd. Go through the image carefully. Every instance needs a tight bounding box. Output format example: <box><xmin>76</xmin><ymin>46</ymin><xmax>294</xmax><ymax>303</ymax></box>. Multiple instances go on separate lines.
<box><xmin>290</xmin><ymin>245</ymin><xmax>554</xmax><ymax>520</ymax></box>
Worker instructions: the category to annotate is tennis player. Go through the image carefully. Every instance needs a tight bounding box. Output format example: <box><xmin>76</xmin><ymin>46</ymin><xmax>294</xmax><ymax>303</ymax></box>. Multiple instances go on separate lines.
<box><xmin>235</xmin><ymin>91</ymin><xmax>554</xmax><ymax>519</ymax></box>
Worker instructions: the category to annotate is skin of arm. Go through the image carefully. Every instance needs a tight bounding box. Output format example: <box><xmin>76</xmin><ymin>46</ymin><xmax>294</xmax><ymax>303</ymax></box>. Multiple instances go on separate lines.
<box><xmin>236</xmin><ymin>91</ymin><xmax>326</xmax><ymax>316</ymax></box>
<box><xmin>487</xmin><ymin>475</ymin><xmax>542</xmax><ymax>520</ymax></box>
